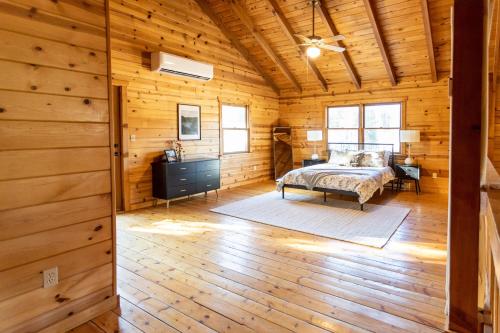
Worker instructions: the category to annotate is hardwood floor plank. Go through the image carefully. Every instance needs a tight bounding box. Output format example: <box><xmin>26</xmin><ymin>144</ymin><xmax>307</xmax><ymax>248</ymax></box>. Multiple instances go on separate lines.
<box><xmin>116</xmin><ymin>269</ymin><xmax>255</xmax><ymax>333</ymax></box>
<box><xmin>91</xmin><ymin>311</ymin><xmax>143</xmax><ymax>333</ymax></box>
<box><xmin>81</xmin><ymin>181</ymin><xmax>448</xmax><ymax>332</ymax></box>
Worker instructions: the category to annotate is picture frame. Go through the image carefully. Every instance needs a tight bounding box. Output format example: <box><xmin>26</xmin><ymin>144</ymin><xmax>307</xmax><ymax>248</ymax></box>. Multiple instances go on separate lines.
<box><xmin>178</xmin><ymin>104</ymin><xmax>201</xmax><ymax>140</ymax></box>
<box><xmin>164</xmin><ymin>149</ymin><xmax>178</xmax><ymax>163</ymax></box>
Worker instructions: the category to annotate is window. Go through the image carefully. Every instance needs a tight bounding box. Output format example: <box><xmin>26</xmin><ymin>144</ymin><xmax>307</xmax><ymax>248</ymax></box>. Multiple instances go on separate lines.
<box><xmin>327</xmin><ymin>105</ymin><xmax>360</xmax><ymax>144</ymax></box>
<box><xmin>327</xmin><ymin>102</ymin><xmax>402</xmax><ymax>152</ymax></box>
<box><xmin>221</xmin><ymin>104</ymin><xmax>249</xmax><ymax>154</ymax></box>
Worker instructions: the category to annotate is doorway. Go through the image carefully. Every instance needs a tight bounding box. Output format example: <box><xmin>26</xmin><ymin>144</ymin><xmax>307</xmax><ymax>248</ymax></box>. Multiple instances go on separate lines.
<box><xmin>111</xmin><ymin>84</ymin><xmax>127</xmax><ymax>212</ymax></box>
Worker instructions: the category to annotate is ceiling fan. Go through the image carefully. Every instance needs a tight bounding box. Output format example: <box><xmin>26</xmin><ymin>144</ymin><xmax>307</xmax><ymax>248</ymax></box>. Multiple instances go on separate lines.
<box><xmin>295</xmin><ymin>0</ymin><xmax>346</xmax><ymax>58</ymax></box>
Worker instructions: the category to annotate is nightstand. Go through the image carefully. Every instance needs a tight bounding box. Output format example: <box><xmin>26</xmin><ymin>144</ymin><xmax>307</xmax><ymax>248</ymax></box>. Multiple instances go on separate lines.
<box><xmin>395</xmin><ymin>164</ymin><xmax>421</xmax><ymax>194</ymax></box>
<box><xmin>303</xmin><ymin>159</ymin><xmax>327</xmax><ymax>167</ymax></box>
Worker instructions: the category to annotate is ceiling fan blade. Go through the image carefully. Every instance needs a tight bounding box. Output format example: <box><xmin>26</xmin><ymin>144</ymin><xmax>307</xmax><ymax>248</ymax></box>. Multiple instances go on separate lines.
<box><xmin>320</xmin><ymin>44</ymin><xmax>346</xmax><ymax>52</ymax></box>
<box><xmin>294</xmin><ymin>34</ymin><xmax>312</xmax><ymax>43</ymax></box>
<box><xmin>323</xmin><ymin>35</ymin><xmax>345</xmax><ymax>43</ymax></box>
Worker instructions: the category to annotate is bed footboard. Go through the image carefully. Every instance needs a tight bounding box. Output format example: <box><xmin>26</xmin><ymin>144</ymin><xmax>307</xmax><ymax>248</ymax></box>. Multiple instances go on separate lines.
<box><xmin>281</xmin><ymin>184</ymin><xmax>364</xmax><ymax>211</ymax></box>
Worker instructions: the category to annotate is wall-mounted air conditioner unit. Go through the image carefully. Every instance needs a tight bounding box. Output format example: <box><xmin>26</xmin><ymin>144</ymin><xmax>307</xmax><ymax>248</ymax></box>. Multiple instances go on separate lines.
<box><xmin>151</xmin><ymin>52</ymin><xmax>213</xmax><ymax>81</ymax></box>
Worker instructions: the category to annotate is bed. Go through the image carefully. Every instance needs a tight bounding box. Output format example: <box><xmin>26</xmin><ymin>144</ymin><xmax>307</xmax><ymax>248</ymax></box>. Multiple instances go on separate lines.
<box><xmin>277</xmin><ymin>143</ymin><xmax>396</xmax><ymax>210</ymax></box>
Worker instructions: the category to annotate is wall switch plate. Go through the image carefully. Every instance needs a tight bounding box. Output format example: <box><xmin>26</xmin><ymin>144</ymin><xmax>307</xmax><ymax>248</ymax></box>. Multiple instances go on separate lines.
<box><xmin>130</xmin><ymin>134</ymin><xmax>136</xmax><ymax>142</ymax></box>
<box><xmin>43</xmin><ymin>267</ymin><xmax>58</xmax><ymax>288</ymax></box>
<box><xmin>432</xmin><ymin>172</ymin><xmax>438</xmax><ymax>179</ymax></box>
<box><xmin>253</xmin><ymin>165</ymin><xmax>257</xmax><ymax>171</ymax></box>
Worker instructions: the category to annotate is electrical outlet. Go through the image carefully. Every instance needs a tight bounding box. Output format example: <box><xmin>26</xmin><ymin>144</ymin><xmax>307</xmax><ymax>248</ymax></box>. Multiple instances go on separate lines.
<box><xmin>43</xmin><ymin>267</ymin><xmax>58</xmax><ymax>288</ymax></box>
<box><xmin>130</xmin><ymin>134</ymin><xmax>136</xmax><ymax>142</ymax></box>
<box><xmin>432</xmin><ymin>172</ymin><xmax>438</xmax><ymax>179</ymax></box>
<box><xmin>253</xmin><ymin>165</ymin><xmax>257</xmax><ymax>171</ymax></box>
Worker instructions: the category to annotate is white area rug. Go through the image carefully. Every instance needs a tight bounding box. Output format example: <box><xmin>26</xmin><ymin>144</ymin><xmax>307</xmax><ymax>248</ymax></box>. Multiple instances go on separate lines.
<box><xmin>210</xmin><ymin>192</ymin><xmax>410</xmax><ymax>248</ymax></box>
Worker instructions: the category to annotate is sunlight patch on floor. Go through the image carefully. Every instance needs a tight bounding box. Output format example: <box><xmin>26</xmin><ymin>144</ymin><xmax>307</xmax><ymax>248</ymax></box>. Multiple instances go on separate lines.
<box><xmin>126</xmin><ymin>219</ymin><xmax>253</xmax><ymax>236</ymax></box>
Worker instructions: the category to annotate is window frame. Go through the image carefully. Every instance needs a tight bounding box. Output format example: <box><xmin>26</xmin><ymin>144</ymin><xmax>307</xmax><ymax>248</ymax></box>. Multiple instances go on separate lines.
<box><xmin>221</xmin><ymin>103</ymin><xmax>250</xmax><ymax>155</ymax></box>
<box><xmin>326</xmin><ymin>104</ymin><xmax>362</xmax><ymax>147</ymax></box>
<box><xmin>326</xmin><ymin>101</ymin><xmax>404</xmax><ymax>153</ymax></box>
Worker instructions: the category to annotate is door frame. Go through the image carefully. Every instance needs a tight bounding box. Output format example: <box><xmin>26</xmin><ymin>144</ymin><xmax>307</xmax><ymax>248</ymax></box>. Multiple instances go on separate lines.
<box><xmin>111</xmin><ymin>79</ymin><xmax>130</xmax><ymax>212</ymax></box>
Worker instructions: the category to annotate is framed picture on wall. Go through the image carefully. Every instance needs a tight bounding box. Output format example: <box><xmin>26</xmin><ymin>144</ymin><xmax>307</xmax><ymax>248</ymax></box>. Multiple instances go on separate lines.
<box><xmin>178</xmin><ymin>104</ymin><xmax>201</xmax><ymax>140</ymax></box>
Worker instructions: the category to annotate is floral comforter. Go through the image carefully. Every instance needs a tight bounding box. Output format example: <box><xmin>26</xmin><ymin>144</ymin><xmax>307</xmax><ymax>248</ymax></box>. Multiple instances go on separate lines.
<box><xmin>277</xmin><ymin>164</ymin><xmax>395</xmax><ymax>204</ymax></box>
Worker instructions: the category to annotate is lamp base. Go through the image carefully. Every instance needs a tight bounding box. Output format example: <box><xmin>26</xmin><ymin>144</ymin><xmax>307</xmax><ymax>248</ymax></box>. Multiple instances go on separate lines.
<box><xmin>404</xmin><ymin>156</ymin><xmax>415</xmax><ymax>165</ymax></box>
<box><xmin>311</xmin><ymin>153</ymin><xmax>319</xmax><ymax>160</ymax></box>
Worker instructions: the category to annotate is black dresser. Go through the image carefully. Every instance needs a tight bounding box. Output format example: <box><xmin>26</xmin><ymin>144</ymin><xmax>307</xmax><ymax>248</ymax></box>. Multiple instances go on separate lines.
<box><xmin>152</xmin><ymin>158</ymin><xmax>220</xmax><ymax>208</ymax></box>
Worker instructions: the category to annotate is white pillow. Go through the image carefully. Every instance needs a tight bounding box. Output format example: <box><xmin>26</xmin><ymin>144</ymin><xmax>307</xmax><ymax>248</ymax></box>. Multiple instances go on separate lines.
<box><xmin>359</xmin><ymin>151</ymin><xmax>386</xmax><ymax>167</ymax></box>
<box><xmin>329</xmin><ymin>150</ymin><xmax>363</xmax><ymax>166</ymax></box>
<box><xmin>383</xmin><ymin>150</ymin><xmax>391</xmax><ymax>167</ymax></box>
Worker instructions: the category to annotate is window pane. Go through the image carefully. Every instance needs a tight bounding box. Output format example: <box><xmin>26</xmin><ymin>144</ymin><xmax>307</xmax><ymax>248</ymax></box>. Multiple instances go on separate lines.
<box><xmin>222</xmin><ymin>105</ymin><xmax>247</xmax><ymax>129</ymax></box>
<box><xmin>223</xmin><ymin>129</ymin><xmax>248</xmax><ymax>153</ymax></box>
<box><xmin>364</xmin><ymin>129</ymin><xmax>400</xmax><ymax>152</ymax></box>
<box><xmin>327</xmin><ymin>129</ymin><xmax>358</xmax><ymax>144</ymax></box>
<box><xmin>364</xmin><ymin>103</ymin><xmax>401</xmax><ymax>128</ymax></box>
<box><xmin>328</xmin><ymin>106</ymin><xmax>359</xmax><ymax>128</ymax></box>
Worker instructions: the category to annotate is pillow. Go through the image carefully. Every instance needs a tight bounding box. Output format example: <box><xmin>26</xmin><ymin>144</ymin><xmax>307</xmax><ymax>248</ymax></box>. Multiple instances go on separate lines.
<box><xmin>359</xmin><ymin>151</ymin><xmax>386</xmax><ymax>167</ymax></box>
<box><xmin>383</xmin><ymin>150</ymin><xmax>391</xmax><ymax>167</ymax></box>
<box><xmin>329</xmin><ymin>150</ymin><xmax>363</xmax><ymax>166</ymax></box>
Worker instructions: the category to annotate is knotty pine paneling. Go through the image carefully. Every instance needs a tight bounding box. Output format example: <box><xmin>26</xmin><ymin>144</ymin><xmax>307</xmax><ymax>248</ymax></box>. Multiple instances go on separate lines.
<box><xmin>279</xmin><ymin>79</ymin><xmax>451</xmax><ymax>193</ymax></box>
<box><xmin>0</xmin><ymin>0</ymin><xmax>115</xmax><ymax>331</ymax></box>
<box><xmin>109</xmin><ymin>0</ymin><xmax>280</xmax><ymax>210</ymax></box>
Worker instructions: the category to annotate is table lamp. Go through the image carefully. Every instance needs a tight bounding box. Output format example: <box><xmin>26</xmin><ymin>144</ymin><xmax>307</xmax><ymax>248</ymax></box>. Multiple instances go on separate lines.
<box><xmin>307</xmin><ymin>130</ymin><xmax>323</xmax><ymax>160</ymax></box>
<box><xmin>400</xmin><ymin>130</ymin><xmax>420</xmax><ymax>165</ymax></box>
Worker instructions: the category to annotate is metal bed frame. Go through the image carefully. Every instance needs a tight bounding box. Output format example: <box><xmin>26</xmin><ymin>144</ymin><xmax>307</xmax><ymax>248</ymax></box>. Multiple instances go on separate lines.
<box><xmin>281</xmin><ymin>143</ymin><xmax>395</xmax><ymax>211</ymax></box>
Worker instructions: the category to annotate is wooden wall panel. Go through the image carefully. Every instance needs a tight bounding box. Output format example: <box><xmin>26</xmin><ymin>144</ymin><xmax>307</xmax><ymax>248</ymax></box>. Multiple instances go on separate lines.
<box><xmin>0</xmin><ymin>0</ymin><xmax>115</xmax><ymax>331</ymax></box>
<box><xmin>109</xmin><ymin>0</ymin><xmax>280</xmax><ymax>210</ymax></box>
<box><xmin>279</xmin><ymin>79</ymin><xmax>450</xmax><ymax>193</ymax></box>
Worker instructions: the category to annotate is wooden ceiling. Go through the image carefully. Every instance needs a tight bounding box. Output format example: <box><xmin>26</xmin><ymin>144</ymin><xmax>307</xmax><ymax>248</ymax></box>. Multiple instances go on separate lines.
<box><xmin>197</xmin><ymin>0</ymin><xmax>452</xmax><ymax>94</ymax></box>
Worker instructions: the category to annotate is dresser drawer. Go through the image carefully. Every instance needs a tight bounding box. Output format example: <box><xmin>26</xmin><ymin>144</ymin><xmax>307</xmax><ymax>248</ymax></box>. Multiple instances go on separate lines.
<box><xmin>197</xmin><ymin>179</ymin><xmax>220</xmax><ymax>192</ymax></box>
<box><xmin>168</xmin><ymin>173</ymin><xmax>196</xmax><ymax>187</ymax></box>
<box><xmin>197</xmin><ymin>159</ymin><xmax>219</xmax><ymax>172</ymax></box>
<box><xmin>196</xmin><ymin>170</ymin><xmax>219</xmax><ymax>182</ymax></box>
<box><xmin>168</xmin><ymin>162</ymin><xmax>196</xmax><ymax>175</ymax></box>
<box><xmin>167</xmin><ymin>183</ymin><xmax>196</xmax><ymax>199</ymax></box>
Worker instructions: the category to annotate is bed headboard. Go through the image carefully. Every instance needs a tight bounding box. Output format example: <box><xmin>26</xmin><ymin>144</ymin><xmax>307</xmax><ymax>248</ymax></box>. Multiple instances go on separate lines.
<box><xmin>327</xmin><ymin>143</ymin><xmax>395</xmax><ymax>169</ymax></box>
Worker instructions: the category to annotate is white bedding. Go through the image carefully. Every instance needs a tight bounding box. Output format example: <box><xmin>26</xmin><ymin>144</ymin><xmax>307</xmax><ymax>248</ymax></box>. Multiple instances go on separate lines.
<box><xmin>277</xmin><ymin>163</ymin><xmax>395</xmax><ymax>204</ymax></box>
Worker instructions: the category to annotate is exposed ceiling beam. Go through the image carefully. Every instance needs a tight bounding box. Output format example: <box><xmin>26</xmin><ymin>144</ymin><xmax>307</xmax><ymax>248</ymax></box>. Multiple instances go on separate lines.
<box><xmin>361</xmin><ymin>0</ymin><xmax>397</xmax><ymax>86</ymax></box>
<box><xmin>229</xmin><ymin>0</ymin><xmax>302</xmax><ymax>93</ymax></box>
<box><xmin>314</xmin><ymin>1</ymin><xmax>361</xmax><ymax>90</ymax></box>
<box><xmin>194</xmin><ymin>0</ymin><xmax>281</xmax><ymax>95</ymax></box>
<box><xmin>267</xmin><ymin>0</ymin><xmax>328</xmax><ymax>92</ymax></box>
<box><xmin>420</xmin><ymin>0</ymin><xmax>438</xmax><ymax>82</ymax></box>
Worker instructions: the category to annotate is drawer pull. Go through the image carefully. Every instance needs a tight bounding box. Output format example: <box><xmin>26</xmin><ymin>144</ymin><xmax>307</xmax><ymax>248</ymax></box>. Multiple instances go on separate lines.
<box><xmin>180</xmin><ymin>178</ymin><xmax>187</xmax><ymax>181</ymax></box>
<box><xmin>179</xmin><ymin>167</ymin><xmax>187</xmax><ymax>170</ymax></box>
<box><xmin>206</xmin><ymin>184</ymin><xmax>211</xmax><ymax>187</ymax></box>
<box><xmin>180</xmin><ymin>189</ymin><xmax>187</xmax><ymax>192</ymax></box>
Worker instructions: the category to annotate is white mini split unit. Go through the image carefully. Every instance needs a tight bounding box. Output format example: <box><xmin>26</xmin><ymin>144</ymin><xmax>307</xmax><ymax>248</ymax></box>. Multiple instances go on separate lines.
<box><xmin>151</xmin><ymin>52</ymin><xmax>214</xmax><ymax>81</ymax></box>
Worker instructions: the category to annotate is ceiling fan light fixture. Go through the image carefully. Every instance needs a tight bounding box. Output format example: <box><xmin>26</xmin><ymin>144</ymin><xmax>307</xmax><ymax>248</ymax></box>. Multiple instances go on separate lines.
<box><xmin>306</xmin><ymin>45</ymin><xmax>320</xmax><ymax>58</ymax></box>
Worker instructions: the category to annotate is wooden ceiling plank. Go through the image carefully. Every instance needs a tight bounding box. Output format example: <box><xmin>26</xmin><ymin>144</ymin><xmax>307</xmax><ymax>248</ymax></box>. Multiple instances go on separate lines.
<box><xmin>194</xmin><ymin>0</ymin><xmax>281</xmax><ymax>95</ymax></box>
<box><xmin>267</xmin><ymin>0</ymin><xmax>328</xmax><ymax>92</ymax></box>
<box><xmin>420</xmin><ymin>0</ymin><xmax>438</xmax><ymax>82</ymax></box>
<box><xmin>229</xmin><ymin>0</ymin><xmax>302</xmax><ymax>93</ymax></box>
<box><xmin>315</xmin><ymin>1</ymin><xmax>362</xmax><ymax>89</ymax></box>
<box><xmin>361</xmin><ymin>0</ymin><xmax>397</xmax><ymax>85</ymax></box>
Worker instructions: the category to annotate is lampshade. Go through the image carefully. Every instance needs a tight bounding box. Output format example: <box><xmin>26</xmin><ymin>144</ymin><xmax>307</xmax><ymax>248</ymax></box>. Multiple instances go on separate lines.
<box><xmin>400</xmin><ymin>130</ymin><xmax>420</xmax><ymax>143</ymax></box>
<box><xmin>307</xmin><ymin>130</ymin><xmax>323</xmax><ymax>142</ymax></box>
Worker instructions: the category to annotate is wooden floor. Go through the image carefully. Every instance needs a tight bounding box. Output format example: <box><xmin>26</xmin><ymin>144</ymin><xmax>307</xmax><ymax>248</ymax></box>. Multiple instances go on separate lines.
<box><xmin>74</xmin><ymin>181</ymin><xmax>449</xmax><ymax>333</ymax></box>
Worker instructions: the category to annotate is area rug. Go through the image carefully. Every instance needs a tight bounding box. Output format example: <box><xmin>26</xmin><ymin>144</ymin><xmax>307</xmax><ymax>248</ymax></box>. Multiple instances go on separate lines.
<box><xmin>210</xmin><ymin>191</ymin><xmax>410</xmax><ymax>248</ymax></box>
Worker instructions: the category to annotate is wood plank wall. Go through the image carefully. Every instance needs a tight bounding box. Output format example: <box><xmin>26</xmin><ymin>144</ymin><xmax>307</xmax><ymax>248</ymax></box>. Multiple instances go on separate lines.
<box><xmin>279</xmin><ymin>78</ymin><xmax>450</xmax><ymax>193</ymax></box>
<box><xmin>109</xmin><ymin>0</ymin><xmax>280</xmax><ymax>210</ymax></box>
<box><xmin>0</xmin><ymin>0</ymin><xmax>116</xmax><ymax>331</ymax></box>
